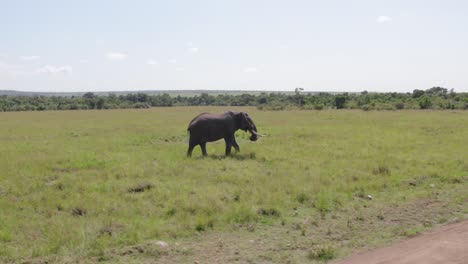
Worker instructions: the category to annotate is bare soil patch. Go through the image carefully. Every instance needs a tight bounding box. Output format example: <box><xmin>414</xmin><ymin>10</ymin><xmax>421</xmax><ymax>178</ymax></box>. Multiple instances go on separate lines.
<box><xmin>332</xmin><ymin>220</ymin><xmax>468</xmax><ymax>264</ymax></box>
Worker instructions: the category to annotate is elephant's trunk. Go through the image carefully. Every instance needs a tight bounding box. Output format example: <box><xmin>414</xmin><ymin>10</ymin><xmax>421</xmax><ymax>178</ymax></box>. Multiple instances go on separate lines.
<box><xmin>249</xmin><ymin>129</ymin><xmax>266</xmax><ymax>141</ymax></box>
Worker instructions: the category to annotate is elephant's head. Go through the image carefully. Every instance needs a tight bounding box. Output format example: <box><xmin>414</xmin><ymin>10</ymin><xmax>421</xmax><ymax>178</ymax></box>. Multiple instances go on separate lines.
<box><xmin>238</xmin><ymin>112</ymin><xmax>259</xmax><ymax>141</ymax></box>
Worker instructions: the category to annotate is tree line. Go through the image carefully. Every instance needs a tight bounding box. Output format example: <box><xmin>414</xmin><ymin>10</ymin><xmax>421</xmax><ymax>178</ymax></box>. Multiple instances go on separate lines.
<box><xmin>0</xmin><ymin>87</ymin><xmax>467</xmax><ymax>112</ymax></box>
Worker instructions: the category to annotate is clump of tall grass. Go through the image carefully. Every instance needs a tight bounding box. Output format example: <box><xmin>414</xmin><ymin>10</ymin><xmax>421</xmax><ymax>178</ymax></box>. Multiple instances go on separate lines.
<box><xmin>307</xmin><ymin>244</ymin><xmax>336</xmax><ymax>261</ymax></box>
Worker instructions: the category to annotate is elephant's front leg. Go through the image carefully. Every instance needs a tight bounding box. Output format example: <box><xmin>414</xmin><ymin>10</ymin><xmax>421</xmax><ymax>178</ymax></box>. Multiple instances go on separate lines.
<box><xmin>200</xmin><ymin>142</ymin><xmax>208</xmax><ymax>156</ymax></box>
<box><xmin>224</xmin><ymin>137</ymin><xmax>233</xmax><ymax>156</ymax></box>
<box><xmin>232</xmin><ymin>137</ymin><xmax>240</xmax><ymax>153</ymax></box>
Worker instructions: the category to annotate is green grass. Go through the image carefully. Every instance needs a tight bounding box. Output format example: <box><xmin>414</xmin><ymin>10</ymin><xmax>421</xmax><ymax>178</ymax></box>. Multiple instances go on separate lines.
<box><xmin>0</xmin><ymin>107</ymin><xmax>467</xmax><ymax>262</ymax></box>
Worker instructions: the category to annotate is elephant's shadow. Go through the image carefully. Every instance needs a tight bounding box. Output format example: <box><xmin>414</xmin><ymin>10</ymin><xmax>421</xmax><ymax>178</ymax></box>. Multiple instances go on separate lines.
<box><xmin>193</xmin><ymin>152</ymin><xmax>258</xmax><ymax>161</ymax></box>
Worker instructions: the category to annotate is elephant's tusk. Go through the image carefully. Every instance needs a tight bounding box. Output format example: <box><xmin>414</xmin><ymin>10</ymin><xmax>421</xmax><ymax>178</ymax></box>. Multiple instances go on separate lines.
<box><xmin>250</xmin><ymin>130</ymin><xmax>267</xmax><ymax>137</ymax></box>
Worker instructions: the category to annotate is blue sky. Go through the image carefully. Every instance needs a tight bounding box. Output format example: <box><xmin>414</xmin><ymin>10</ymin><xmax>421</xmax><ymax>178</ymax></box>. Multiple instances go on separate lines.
<box><xmin>1</xmin><ymin>0</ymin><xmax>467</xmax><ymax>92</ymax></box>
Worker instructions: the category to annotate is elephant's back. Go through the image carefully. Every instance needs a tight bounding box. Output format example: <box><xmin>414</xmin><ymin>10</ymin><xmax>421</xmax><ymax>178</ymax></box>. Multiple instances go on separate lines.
<box><xmin>188</xmin><ymin>113</ymin><xmax>208</xmax><ymax>129</ymax></box>
<box><xmin>187</xmin><ymin>113</ymin><xmax>226</xmax><ymax>128</ymax></box>
<box><xmin>187</xmin><ymin>113</ymin><xmax>233</xmax><ymax>140</ymax></box>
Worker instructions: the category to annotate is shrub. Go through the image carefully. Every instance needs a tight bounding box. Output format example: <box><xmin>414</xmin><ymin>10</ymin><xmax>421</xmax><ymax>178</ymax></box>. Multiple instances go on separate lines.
<box><xmin>412</xmin><ymin>89</ymin><xmax>425</xmax><ymax>98</ymax></box>
<box><xmin>257</xmin><ymin>103</ymin><xmax>288</xmax><ymax>111</ymax></box>
<box><xmin>69</xmin><ymin>103</ymin><xmax>87</xmax><ymax>110</ymax></box>
<box><xmin>395</xmin><ymin>102</ymin><xmax>405</xmax><ymax>109</ymax></box>
<box><xmin>346</xmin><ymin>101</ymin><xmax>360</xmax><ymax>109</ymax></box>
<box><xmin>418</xmin><ymin>96</ymin><xmax>432</xmax><ymax>109</ymax></box>
<box><xmin>314</xmin><ymin>104</ymin><xmax>324</xmax><ymax>110</ymax></box>
<box><xmin>133</xmin><ymin>102</ymin><xmax>150</xmax><ymax>109</ymax></box>
<box><xmin>334</xmin><ymin>96</ymin><xmax>347</xmax><ymax>109</ymax></box>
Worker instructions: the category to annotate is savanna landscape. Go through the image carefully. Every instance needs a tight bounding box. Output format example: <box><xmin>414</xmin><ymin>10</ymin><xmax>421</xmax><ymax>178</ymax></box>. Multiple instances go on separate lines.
<box><xmin>2</xmin><ymin>1</ymin><xmax>468</xmax><ymax>263</ymax></box>
<box><xmin>1</xmin><ymin>107</ymin><xmax>467</xmax><ymax>263</ymax></box>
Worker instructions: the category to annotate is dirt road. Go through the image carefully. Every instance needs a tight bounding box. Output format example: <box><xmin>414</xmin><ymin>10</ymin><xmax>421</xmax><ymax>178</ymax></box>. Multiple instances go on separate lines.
<box><xmin>332</xmin><ymin>220</ymin><xmax>468</xmax><ymax>264</ymax></box>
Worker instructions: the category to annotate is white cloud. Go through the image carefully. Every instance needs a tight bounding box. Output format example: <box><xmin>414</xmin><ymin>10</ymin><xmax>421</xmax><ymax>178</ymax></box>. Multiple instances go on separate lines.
<box><xmin>188</xmin><ymin>42</ymin><xmax>199</xmax><ymax>53</ymax></box>
<box><xmin>0</xmin><ymin>63</ymin><xmax>19</xmax><ymax>71</ymax></box>
<box><xmin>1</xmin><ymin>63</ymin><xmax>71</xmax><ymax>75</ymax></box>
<box><xmin>147</xmin><ymin>59</ymin><xmax>160</xmax><ymax>65</ymax></box>
<box><xmin>244</xmin><ymin>67</ymin><xmax>258</xmax><ymax>73</ymax></box>
<box><xmin>105</xmin><ymin>52</ymin><xmax>128</xmax><ymax>60</ymax></box>
<box><xmin>21</xmin><ymin>55</ymin><xmax>40</xmax><ymax>61</ymax></box>
<box><xmin>0</xmin><ymin>63</ymin><xmax>26</xmax><ymax>75</ymax></box>
<box><xmin>377</xmin><ymin>16</ymin><xmax>391</xmax><ymax>24</ymax></box>
<box><xmin>176</xmin><ymin>67</ymin><xmax>184</xmax><ymax>72</ymax></box>
<box><xmin>168</xmin><ymin>59</ymin><xmax>177</xmax><ymax>64</ymax></box>
<box><xmin>36</xmin><ymin>65</ymin><xmax>72</xmax><ymax>74</ymax></box>
<box><xmin>79</xmin><ymin>59</ymin><xmax>89</xmax><ymax>63</ymax></box>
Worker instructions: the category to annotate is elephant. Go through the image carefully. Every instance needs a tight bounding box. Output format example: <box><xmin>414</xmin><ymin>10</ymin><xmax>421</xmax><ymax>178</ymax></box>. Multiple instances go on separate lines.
<box><xmin>187</xmin><ymin>111</ymin><xmax>263</xmax><ymax>157</ymax></box>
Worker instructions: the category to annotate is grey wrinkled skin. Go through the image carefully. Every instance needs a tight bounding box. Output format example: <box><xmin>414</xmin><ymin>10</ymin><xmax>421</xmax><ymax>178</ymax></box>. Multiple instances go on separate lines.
<box><xmin>187</xmin><ymin>111</ymin><xmax>259</xmax><ymax>157</ymax></box>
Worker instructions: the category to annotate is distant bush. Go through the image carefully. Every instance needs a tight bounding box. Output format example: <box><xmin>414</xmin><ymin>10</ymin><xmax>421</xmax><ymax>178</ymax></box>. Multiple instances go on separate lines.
<box><xmin>303</xmin><ymin>104</ymin><xmax>324</xmax><ymax>110</ymax></box>
<box><xmin>412</xmin><ymin>89</ymin><xmax>425</xmax><ymax>98</ymax></box>
<box><xmin>314</xmin><ymin>104</ymin><xmax>324</xmax><ymax>110</ymax></box>
<box><xmin>133</xmin><ymin>102</ymin><xmax>151</xmax><ymax>109</ymax></box>
<box><xmin>346</xmin><ymin>101</ymin><xmax>360</xmax><ymax>109</ymax></box>
<box><xmin>0</xmin><ymin>86</ymin><xmax>467</xmax><ymax>112</ymax></box>
<box><xmin>69</xmin><ymin>103</ymin><xmax>87</xmax><ymax>110</ymax></box>
<box><xmin>257</xmin><ymin>103</ymin><xmax>288</xmax><ymax>111</ymax></box>
<box><xmin>395</xmin><ymin>102</ymin><xmax>405</xmax><ymax>109</ymax></box>
<box><xmin>334</xmin><ymin>96</ymin><xmax>347</xmax><ymax>109</ymax></box>
<box><xmin>418</xmin><ymin>96</ymin><xmax>432</xmax><ymax>109</ymax></box>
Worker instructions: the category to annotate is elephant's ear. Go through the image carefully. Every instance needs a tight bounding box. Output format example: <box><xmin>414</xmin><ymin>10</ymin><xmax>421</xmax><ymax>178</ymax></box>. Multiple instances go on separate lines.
<box><xmin>241</xmin><ymin>112</ymin><xmax>249</xmax><ymax>122</ymax></box>
<box><xmin>238</xmin><ymin>112</ymin><xmax>249</xmax><ymax>131</ymax></box>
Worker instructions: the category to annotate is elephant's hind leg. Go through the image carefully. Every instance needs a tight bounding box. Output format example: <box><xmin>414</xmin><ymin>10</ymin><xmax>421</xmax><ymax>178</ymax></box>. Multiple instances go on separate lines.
<box><xmin>187</xmin><ymin>144</ymin><xmax>195</xmax><ymax>157</ymax></box>
<box><xmin>187</xmin><ymin>137</ymin><xmax>198</xmax><ymax>157</ymax></box>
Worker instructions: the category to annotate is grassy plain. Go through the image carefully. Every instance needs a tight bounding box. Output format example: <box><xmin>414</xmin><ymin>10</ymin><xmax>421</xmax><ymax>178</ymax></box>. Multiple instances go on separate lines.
<box><xmin>0</xmin><ymin>107</ymin><xmax>467</xmax><ymax>263</ymax></box>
